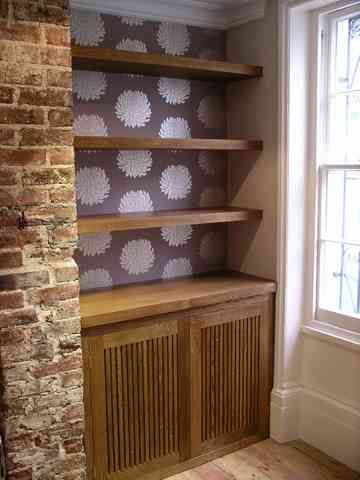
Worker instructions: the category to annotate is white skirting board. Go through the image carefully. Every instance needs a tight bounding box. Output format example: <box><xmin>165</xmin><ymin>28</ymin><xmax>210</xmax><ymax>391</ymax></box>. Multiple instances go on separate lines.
<box><xmin>271</xmin><ymin>385</ymin><xmax>360</xmax><ymax>473</ymax></box>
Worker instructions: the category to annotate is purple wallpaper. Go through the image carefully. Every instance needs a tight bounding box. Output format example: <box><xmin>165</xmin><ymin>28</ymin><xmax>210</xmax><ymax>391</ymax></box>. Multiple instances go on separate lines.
<box><xmin>71</xmin><ymin>10</ymin><xmax>229</xmax><ymax>292</ymax></box>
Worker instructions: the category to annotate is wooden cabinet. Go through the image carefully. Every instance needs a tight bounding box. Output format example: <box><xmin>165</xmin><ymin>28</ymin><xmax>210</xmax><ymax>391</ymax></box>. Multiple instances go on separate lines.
<box><xmin>82</xmin><ymin>280</ymin><xmax>274</xmax><ymax>480</ymax></box>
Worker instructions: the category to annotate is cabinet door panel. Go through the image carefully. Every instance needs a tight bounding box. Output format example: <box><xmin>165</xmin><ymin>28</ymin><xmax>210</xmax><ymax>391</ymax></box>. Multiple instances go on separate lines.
<box><xmin>189</xmin><ymin>295</ymin><xmax>274</xmax><ymax>455</ymax></box>
<box><xmin>84</xmin><ymin>318</ymin><xmax>181</xmax><ymax>479</ymax></box>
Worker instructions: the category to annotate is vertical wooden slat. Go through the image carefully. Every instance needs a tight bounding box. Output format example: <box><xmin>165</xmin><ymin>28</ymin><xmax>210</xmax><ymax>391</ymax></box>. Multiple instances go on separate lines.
<box><xmin>235</xmin><ymin>319</ymin><xmax>240</xmax><ymax>432</ymax></box>
<box><xmin>104</xmin><ymin>348</ymin><xmax>114</xmax><ymax>473</ymax></box>
<box><xmin>116</xmin><ymin>348</ymin><xmax>125</xmax><ymax>471</ymax></box>
<box><xmin>164</xmin><ymin>336</ymin><xmax>169</xmax><ymax>456</ymax></box>
<box><xmin>111</xmin><ymin>348</ymin><xmax>119</xmax><ymax>472</ymax></box>
<box><xmin>142</xmin><ymin>341</ymin><xmax>150</xmax><ymax>463</ymax></box>
<box><xmin>219</xmin><ymin>323</ymin><xmax>224</xmax><ymax>436</ymax></box>
<box><xmin>132</xmin><ymin>343</ymin><xmax>140</xmax><ymax>466</ymax></box>
<box><xmin>168</xmin><ymin>335</ymin><xmax>174</xmax><ymax>452</ymax></box>
<box><xmin>148</xmin><ymin>339</ymin><xmax>155</xmax><ymax>461</ymax></box>
<box><xmin>153</xmin><ymin>337</ymin><xmax>160</xmax><ymax>459</ymax></box>
<box><xmin>158</xmin><ymin>337</ymin><xmax>164</xmax><ymax>457</ymax></box>
<box><xmin>173</xmin><ymin>334</ymin><xmax>179</xmax><ymax>452</ymax></box>
<box><xmin>121</xmin><ymin>346</ymin><xmax>130</xmax><ymax>469</ymax></box>
<box><xmin>126</xmin><ymin>345</ymin><xmax>135</xmax><ymax>468</ymax></box>
<box><xmin>137</xmin><ymin>342</ymin><xmax>145</xmax><ymax>464</ymax></box>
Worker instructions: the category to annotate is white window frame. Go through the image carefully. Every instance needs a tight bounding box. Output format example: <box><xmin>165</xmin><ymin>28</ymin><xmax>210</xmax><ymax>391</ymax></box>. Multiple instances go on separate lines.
<box><xmin>314</xmin><ymin>5</ymin><xmax>360</xmax><ymax>334</ymax></box>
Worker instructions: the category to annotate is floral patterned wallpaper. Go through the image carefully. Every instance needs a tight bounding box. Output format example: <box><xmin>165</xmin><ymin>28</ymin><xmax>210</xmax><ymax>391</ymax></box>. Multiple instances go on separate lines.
<box><xmin>71</xmin><ymin>9</ymin><xmax>229</xmax><ymax>291</ymax></box>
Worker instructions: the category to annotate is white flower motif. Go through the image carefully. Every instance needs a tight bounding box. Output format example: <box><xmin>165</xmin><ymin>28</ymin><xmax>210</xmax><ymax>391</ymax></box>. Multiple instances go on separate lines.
<box><xmin>121</xmin><ymin>16</ymin><xmax>145</xmax><ymax>26</ymax></box>
<box><xmin>158</xmin><ymin>77</ymin><xmax>191</xmax><ymax>105</ymax></box>
<box><xmin>198</xmin><ymin>151</ymin><xmax>226</xmax><ymax>176</ymax></box>
<box><xmin>199</xmin><ymin>49</ymin><xmax>222</xmax><ymax>61</ymax></box>
<box><xmin>199</xmin><ymin>232</ymin><xmax>226</xmax><ymax>265</ymax></box>
<box><xmin>157</xmin><ymin>22</ymin><xmax>190</xmax><ymax>56</ymax></box>
<box><xmin>80</xmin><ymin>269</ymin><xmax>112</xmax><ymax>291</ymax></box>
<box><xmin>161</xmin><ymin>225</ymin><xmax>193</xmax><ymax>247</ymax></box>
<box><xmin>117</xmin><ymin>151</ymin><xmax>152</xmax><ymax>178</ymax></box>
<box><xmin>199</xmin><ymin>187</ymin><xmax>226</xmax><ymax>208</ymax></box>
<box><xmin>119</xmin><ymin>190</ymin><xmax>154</xmax><ymax>213</ymax></box>
<box><xmin>162</xmin><ymin>258</ymin><xmax>192</xmax><ymax>279</ymax></box>
<box><xmin>160</xmin><ymin>165</ymin><xmax>192</xmax><ymax>200</ymax></box>
<box><xmin>76</xmin><ymin>167</ymin><xmax>110</xmax><ymax>206</ymax></box>
<box><xmin>116</xmin><ymin>38</ymin><xmax>148</xmax><ymax>53</ymax></box>
<box><xmin>73</xmin><ymin>71</ymin><xmax>107</xmax><ymax>101</ymax></box>
<box><xmin>71</xmin><ymin>11</ymin><xmax>105</xmax><ymax>47</ymax></box>
<box><xmin>159</xmin><ymin>117</ymin><xmax>191</xmax><ymax>138</ymax></box>
<box><xmin>78</xmin><ymin>233</ymin><xmax>112</xmax><ymax>257</ymax></box>
<box><xmin>115</xmin><ymin>90</ymin><xmax>152</xmax><ymax>128</ymax></box>
<box><xmin>198</xmin><ymin>96</ymin><xmax>226</xmax><ymax>129</ymax></box>
<box><xmin>73</xmin><ymin>114</ymin><xmax>108</xmax><ymax>137</ymax></box>
<box><xmin>120</xmin><ymin>239</ymin><xmax>155</xmax><ymax>275</ymax></box>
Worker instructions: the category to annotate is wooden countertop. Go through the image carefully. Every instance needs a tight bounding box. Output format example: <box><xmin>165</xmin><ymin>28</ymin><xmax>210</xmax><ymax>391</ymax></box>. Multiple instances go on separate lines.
<box><xmin>80</xmin><ymin>271</ymin><xmax>276</xmax><ymax>329</ymax></box>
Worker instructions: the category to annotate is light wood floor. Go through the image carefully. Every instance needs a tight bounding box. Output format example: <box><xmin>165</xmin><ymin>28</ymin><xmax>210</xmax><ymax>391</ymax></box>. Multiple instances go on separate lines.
<box><xmin>168</xmin><ymin>440</ymin><xmax>360</xmax><ymax>480</ymax></box>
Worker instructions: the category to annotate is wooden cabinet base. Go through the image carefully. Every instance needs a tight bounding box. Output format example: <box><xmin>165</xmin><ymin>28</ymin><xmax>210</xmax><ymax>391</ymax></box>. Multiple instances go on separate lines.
<box><xmin>82</xmin><ymin>277</ymin><xmax>275</xmax><ymax>480</ymax></box>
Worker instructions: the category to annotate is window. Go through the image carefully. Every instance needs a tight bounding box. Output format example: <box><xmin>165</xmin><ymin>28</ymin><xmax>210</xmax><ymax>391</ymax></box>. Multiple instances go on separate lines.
<box><xmin>317</xmin><ymin>6</ymin><xmax>360</xmax><ymax>333</ymax></box>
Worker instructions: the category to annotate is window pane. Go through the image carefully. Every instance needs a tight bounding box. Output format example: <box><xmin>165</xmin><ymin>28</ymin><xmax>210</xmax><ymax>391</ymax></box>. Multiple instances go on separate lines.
<box><xmin>344</xmin><ymin>170</ymin><xmax>360</xmax><ymax>241</ymax></box>
<box><xmin>324</xmin><ymin>169</ymin><xmax>360</xmax><ymax>241</ymax></box>
<box><xmin>335</xmin><ymin>16</ymin><xmax>360</xmax><ymax>91</ymax></box>
<box><xmin>319</xmin><ymin>241</ymin><xmax>360</xmax><ymax>315</ymax></box>
<box><xmin>329</xmin><ymin>94</ymin><xmax>360</xmax><ymax>163</ymax></box>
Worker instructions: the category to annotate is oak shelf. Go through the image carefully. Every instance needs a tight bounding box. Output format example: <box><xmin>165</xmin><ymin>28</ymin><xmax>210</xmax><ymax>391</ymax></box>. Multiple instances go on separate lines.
<box><xmin>72</xmin><ymin>46</ymin><xmax>263</xmax><ymax>81</ymax></box>
<box><xmin>77</xmin><ymin>207</ymin><xmax>262</xmax><ymax>234</ymax></box>
<box><xmin>74</xmin><ymin>136</ymin><xmax>263</xmax><ymax>151</ymax></box>
<box><xmin>80</xmin><ymin>270</ymin><xmax>276</xmax><ymax>328</ymax></box>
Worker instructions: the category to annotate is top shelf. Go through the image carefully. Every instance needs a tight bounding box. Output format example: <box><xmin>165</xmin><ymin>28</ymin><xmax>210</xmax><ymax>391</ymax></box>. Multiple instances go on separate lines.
<box><xmin>72</xmin><ymin>46</ymin><xmax>263</xmax><ymax>82</ymax></box>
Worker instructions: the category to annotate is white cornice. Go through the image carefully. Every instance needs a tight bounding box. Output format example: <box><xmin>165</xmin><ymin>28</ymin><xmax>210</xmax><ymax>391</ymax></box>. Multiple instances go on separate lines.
<box><xmin>70</xmin><ymin>0</ymin><xmax>266</xmax><ymax>30</ymax></box>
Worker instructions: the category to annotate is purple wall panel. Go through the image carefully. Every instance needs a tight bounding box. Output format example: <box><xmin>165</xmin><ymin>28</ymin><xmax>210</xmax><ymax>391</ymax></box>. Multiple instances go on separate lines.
<box><xmin>72</xmin><ymin>10</ymin><xmax>229</xmax><ymax>292</ymax></box>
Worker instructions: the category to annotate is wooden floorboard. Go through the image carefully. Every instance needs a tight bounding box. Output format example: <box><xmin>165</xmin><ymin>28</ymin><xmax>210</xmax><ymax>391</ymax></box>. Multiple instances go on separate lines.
<box><xmin>168</xmin><ymin>439</ymin><xmax>360</xmax><ymax>480</ymax></box>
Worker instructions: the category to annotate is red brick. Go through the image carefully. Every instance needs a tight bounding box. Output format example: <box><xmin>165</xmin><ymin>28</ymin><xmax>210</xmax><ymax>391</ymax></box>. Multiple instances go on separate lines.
<box><xmin>0</xmin><ymin>149</ymin><xmax>46</xmax><ymax>166</ymax></box>
<box><xmin>0</xmin><ymin>106</ymin><xmax>45</xmax><ymax>125</ymax></box>
<box><xmin>0</xmin><ymin>127</ymin><xmax>16</xmax><ymax>145</ymax></box>
<box><xmin>0</xmin><ymin>168</ymin><xmax>19</xmax><ymax>185</ymax></box>
<box><xmin>0</xmin><ymin>86</ymin><xmax>15</xmax><ymax>103</ymax></box>
<box><xmin>45</xmin><ymin>25</ymin><xmax>70</xmax><ymax>47</ymax></box>
<box><xmin>0</xmin><ymin>329</ymin><xmax>25</xmax><ymax>346</ymax></box>
<box><xmin>0</xmin><ymin>270</ymin><xmax>49</xmax><ymax>290</ymax></box>
<box><xmin>0</xmin><ymin>64</ymin><xmax>43</xmax><ymax>87</ymax></box>
<box><xmin>32</xmin><ymin>354</ymin><xmax>82</xmax><ymax>379</ymax></box>
<box><xmin>26</xmin><ymin>204</ymin><xmax>75</xmax><ymax>225</ymax></box>
<box><xmin>33</xmin><ymin>283</ymin><xmax>79</xmax><ymax>305</ymax></box>
<box><xmin>0</xmin><ymin>210</ymin><xmax>19</xmax><ymax>227</ymax></box>
<box><xmin>0</xmin><ymin>249</ymin><xmax>23</xmax><ymax>268</ymax></box>
<box><xmin>24</xmin><ymin>166</ymin><xmax>73</xmax><ymax>185</ymax></box>
<box><xmin>0</xmin><ymin>291</ymin><xmax>24</xmax><ymax>309</ymax></box>
<box><xmin>16</xmin><ymin>188</ymin><xmax>49</xmax><ymax>206</ymax></box>
<box><xmin>48</xmin><ymin>148</ymin><xmax>74</xmax><ymax>165</ymax></box>
<box><xmin>18</xmin><ymin>88</ymin><xmax>72</xmax><ymax>108</ymax></box>
<box><xmin>61</xmin><ymin>371</ymin><xmax>82</xmax><ymax>388</ymax></box>
<box><xmin>13</xmin><ymin>43</ymin><xmax>40</xmax><ymax>64</ymax></box>
<box><xmin>0</xmin><ymin>308</ymin><xmax>37</xmax><ymax>328</ymax></box>
<box><xmin>41</xmin><ymin>46</ymin><xmax>71</xmax><ymax>67</ymax></box>
<box><xmin>20</xmin><ymin>128</ymin><xmax>72</xmax><ymax>147</ymax></box>
<box><xmin>55</xmin><ymin>264</ymin><xmax>78</xmax><ymax>283</ymax></box>
<box><xmin>63</xmin><ymin>437</ymin><xmax>83</xmax><ymax>454</ymax></box>
<box><xmin>0</xmin><ymin>21</ymin><xmax>41</xmax><ymax>43</ymax></box>
<box><xmin>12</xmin><ymin>2</ymin><xmax>69</xmax><ymax>26</ymax></box>
<box><xmin>47</xmin><ymin>69</ymin><xmax>72</xmax><ymax>88</ymax></box>
<box><xmin>48</xmin><ymin>108</ymin><xmax>72</xmax><ymax>127</ymax></box>
<box><xmin>50</xmin><ymin>186</ymin><xmax>75</xmax><ymax>203</ymax></box>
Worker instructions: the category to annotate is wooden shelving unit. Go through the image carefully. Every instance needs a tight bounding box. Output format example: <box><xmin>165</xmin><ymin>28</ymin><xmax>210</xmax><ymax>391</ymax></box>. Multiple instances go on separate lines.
<box><xmin>74</xmin><ymin>136</ymin><xmax>263</xmax><ymax>151</ymax></box>
<box><xmin>80</xmin><ymin>271</ymin><xmax>276</xmax><ymax>328</ymax></box>
<box><xmin>78</xmin><ymin>207</ymin><xmax>262</xmax><ymax>234</ymax></box>
<box><xmin>72</xmin><ymin>46</ymin><xmax>263</xmax><ymax>81</ymax></box>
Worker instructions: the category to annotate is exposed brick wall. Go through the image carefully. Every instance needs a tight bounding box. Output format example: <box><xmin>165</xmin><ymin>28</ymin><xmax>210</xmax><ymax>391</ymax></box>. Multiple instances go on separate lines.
<box><xmin>0</xmin><ymin>1</ymin><xmax>86</xmax><ymax>478</ymax></box>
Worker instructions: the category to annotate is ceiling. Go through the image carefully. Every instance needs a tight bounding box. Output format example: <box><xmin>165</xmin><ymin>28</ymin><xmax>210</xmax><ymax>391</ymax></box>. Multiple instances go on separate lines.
<box><xmin>70</xmin><ymin>0</ymin><xmax>265</xmax><ymax>29</ymax></box>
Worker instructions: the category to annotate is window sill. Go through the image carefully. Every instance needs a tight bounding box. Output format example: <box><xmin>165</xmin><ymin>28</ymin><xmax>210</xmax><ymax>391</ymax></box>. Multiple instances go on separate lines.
<box><xmin>301</xmin><ymin>320</ymin><xmax>360</xmax><ymax>353</ymax></box>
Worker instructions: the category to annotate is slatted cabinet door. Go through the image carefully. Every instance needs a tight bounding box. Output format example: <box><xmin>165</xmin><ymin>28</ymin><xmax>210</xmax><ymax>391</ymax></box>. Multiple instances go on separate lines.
<box><xmin>186</xmin><ymin>295</ymin><xmax>274</xmax><ymax>457</ymax></box>
<box><xmin>83</xmin><ymin>319</ymin><xmax>181</xmax><ymax>480</ymax></box>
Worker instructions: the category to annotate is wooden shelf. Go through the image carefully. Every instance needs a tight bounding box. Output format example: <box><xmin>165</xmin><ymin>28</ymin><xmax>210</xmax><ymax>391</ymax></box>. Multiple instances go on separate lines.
<box><xmin>80</xmin><ymin>271</ymin><xmax>276</xmax><ymax>329</ymax></box>
<box><xmin>74</xmin><ymin>136</ymin><xmax>263</xmax><ymax>151</ymax></box>
<box><xmin>72</xmin><ymin>46</ymin><xmax>263</xmax><ymax>81</ymax></box>
<box><xmin>78</xmin><ymin>207</ymin><xmax>262</xmax><ymax>234</ymax></box>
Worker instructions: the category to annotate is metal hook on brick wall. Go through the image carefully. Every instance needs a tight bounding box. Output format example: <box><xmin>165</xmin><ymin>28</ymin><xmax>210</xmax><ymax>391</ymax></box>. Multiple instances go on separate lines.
<box><xmin>17</xmin><ymin>211</ymin><xmax>27</xmax><ymax>230</ymax></box>
<box><xmin>0</xmin><ymin>434</ymin><xmax>6</xmax><ymax>480</ymax></box>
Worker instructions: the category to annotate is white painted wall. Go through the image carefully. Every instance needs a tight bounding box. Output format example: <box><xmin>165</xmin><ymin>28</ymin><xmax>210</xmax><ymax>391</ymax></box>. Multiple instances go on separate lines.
<box><xmin>227</xmin><ymin>0</ymin><xmax>360</xmax><ymax>472</ymax></box>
